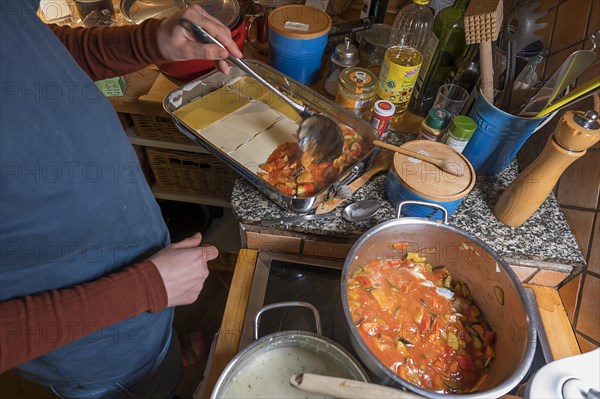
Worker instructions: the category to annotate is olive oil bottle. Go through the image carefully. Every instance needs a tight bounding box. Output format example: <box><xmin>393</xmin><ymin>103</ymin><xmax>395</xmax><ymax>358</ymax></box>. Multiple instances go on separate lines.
<box><xmin>375</xmin><ymin>45</ymin><xmax>423</xmax><ymax>130</ymax></box>
<box><xmin>409</xmin><ymin>0</ymin><xmax>470</xmax><ymax>116</ymax></box>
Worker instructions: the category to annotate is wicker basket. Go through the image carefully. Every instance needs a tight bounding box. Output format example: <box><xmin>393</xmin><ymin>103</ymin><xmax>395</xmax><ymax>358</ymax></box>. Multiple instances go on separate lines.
<box><xmin>146</xmin><ymin>148</ymin><xmax>236</xmax><ymax>198</ymax></box>
<box><xmin>131</xmin><ymin>114</ymin><xmax>191</xmax><ymax>144</ymax></box>
<box><xmin>132</xmin><ymin>145</ymin><xmax>154</xmax><ymax>186</ymax></box>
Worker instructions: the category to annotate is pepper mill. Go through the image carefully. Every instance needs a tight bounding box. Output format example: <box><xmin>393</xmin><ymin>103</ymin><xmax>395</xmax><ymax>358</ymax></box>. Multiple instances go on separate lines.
<box><xmin>494</xmin><ymin>110</ymin><xmax>600</xmax><ymax>227</ymax></box>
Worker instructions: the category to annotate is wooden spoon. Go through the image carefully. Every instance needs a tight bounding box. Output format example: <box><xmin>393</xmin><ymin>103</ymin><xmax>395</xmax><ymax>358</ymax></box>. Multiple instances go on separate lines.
<box><xmin>373</xmin><ymin>140</ymin><xmax>464</xmax><ymax>177</ymax></box>
<box><xmin>290</xmin><ymin>373</ymin><xmax>422</xmax><ymax>399</ymax></box>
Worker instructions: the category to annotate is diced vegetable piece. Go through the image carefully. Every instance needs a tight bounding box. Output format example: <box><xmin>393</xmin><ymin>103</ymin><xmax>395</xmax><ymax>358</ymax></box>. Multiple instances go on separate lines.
<box><xmin>259</xmin><ymin>163</ymin><xmax>273</xmax><ymax>172</ymax></box>
<box><xmin>494</xmin><ymin>286</ymin><xmax>505</xmax><ymax>305</ymax></box>
<box><xmin>443</xmin><ymin>275</ymin><xmax>453</xmax><ymax>288</ymax></box>
<box><xmin>485</xmin><ymin>344</ymin><xmax>496</xmax><ymax>358</ymax></box>
<box><xmin>447</xmin><ymin>332</ymin><xmax>460</xmax><ymax>350</ymax></box>
<box><xmin>472</xmin><ymin>324</ymin><xmax>485</xmax><ymax>337</ymax></box>
<box><xmin>392</xmin><ymin>242</ymin><xmax>408</xmax><ymax>250</ymax></box>
<box><xmin>296</xmin><ymin>172</ymin><xmax>313</xmax><ymax>183</ymax></box>
<box><xmin>296</xmin><ymin>183</ymin><xmax>314</xmax><ymax>196</ymax></box>
<box><xmin>485</xmin><ymin>330</ymin><xmax>496</xmax><ymax>345</ymax></box>
<box><xmin>407</xmin><ymin>252</ymin><xmax>426</xmax><ymax>263</ymax></box>
<box><xmin>386</xmin><ymin>278</ymin><xmax>400</xmax><ymax>292</ymax></box>
<box><xmin>370</xmin><ymin>288</ymin><xmax>391</xmax><ymax>311</ymax></box>
<box><xmin>357</xmin><ymin>276</ymin><xmax>371</xmax><ymax>286</ymax></box>
<box><xmin>455</xmin><ymin>354</ymin><xmax>476</xmax><ymax>371</ymax></box>
<box><xmin>396</xmin><ymin>339</ymin><xmax>409</xmax><ymax>355</ymax></box>
<box><xmin>462</xmin><ymin>283</ymin><xmax>471</xmax><ymax>299</ymax></box>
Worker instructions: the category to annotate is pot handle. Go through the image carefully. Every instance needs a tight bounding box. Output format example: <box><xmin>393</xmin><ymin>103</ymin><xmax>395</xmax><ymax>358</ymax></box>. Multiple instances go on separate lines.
<box><xmin>254</xmin><ymin>301</ymin><xmax>322</xmax><ymax>341</ymax></box>
<box><xmin>396</xmin><ymin>201</ymin><xmax>448</xmax><ymax>224</ymax></box>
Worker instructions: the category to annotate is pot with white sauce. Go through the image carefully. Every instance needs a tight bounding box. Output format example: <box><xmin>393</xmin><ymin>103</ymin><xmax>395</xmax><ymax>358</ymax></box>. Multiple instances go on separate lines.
<box><xmin>210</xmin><ymin>301</ymin><xmax>369</xmax><ymax>398</ymax></box>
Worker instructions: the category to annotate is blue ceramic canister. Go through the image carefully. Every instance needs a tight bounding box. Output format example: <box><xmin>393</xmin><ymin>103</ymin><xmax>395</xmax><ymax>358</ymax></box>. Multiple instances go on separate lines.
<box><xmin>385</xmin><ymin>141</ymin><xmax>476</xmax><ymax>220</ymax></box>
<box><xmin>268</xmin><ymin>5</ymin><xmax>332</xmax><ymax>84</ymax></box>
<box><xmin>462</xmin><ymin>89</ymin><xmax>546</xmax><ymax>175</ymax></box>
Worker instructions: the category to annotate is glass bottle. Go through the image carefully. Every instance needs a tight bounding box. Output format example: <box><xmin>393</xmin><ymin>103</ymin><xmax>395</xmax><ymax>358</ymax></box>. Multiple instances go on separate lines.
<box><xmin>375</xmin><ymin>45</ymin><xmax>423</xmax><ymax>130</ymax></box>
<box><xmin>388</xmin><ymin>0</ymin><xmax>434</xmax><ymax>53</ymax></box>
<box><xmin>451</xmin><ymin>44</ymin><xmax>480</xmax><ymax>95</ymax></box>
<box><xmin>409</xmin><ymin>0</ymin><xmax>470</xmax><ymax>116</ymax></box>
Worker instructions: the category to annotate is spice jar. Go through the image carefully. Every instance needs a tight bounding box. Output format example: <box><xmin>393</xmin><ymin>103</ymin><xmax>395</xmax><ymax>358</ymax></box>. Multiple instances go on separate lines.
<box><xmin>335</xmin><ymin>67</ymin><xmax>377</xmax><ymax>119</ymax></box>
<box><xmin>371</xmin><ymin>100</ymin><xmax>395</xmax><ymax>138</ymax></box>
<box><xmin>443</xmin><ymin>115</ymin><xmax>477</xmax><ymax>153</ymax></box>
<box><xmin>417</xmin><ymin>108</ymin><xmax>451</xmax><ymax>141</ymax></box>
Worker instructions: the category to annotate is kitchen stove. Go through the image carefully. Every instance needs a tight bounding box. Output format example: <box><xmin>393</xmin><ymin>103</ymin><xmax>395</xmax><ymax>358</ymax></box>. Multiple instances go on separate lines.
<box><xmin>239</xmin><ymin>252</ymin><xmax>553</xmax><ymax>396</ymax></box>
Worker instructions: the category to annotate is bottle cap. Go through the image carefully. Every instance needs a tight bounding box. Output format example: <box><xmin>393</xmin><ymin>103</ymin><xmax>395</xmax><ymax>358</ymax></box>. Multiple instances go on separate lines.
<box><xmin>374</xmin><ymin>100</ymin><xmax>396</xmax><ymax>116</ymax></box>
<box><xmin>333</xmin><ymin>37</ymin><xmax>359</xmax><ymax>68</ymax></box>
<box><xmin>425</xmin><ymin>108</ymin><xmax>451</xmax><ymax>130</ymax></box>
<box><xmin>448</xmin><ymin>115</ymin><xmax>477</xmax><ymax>140</ymax></box>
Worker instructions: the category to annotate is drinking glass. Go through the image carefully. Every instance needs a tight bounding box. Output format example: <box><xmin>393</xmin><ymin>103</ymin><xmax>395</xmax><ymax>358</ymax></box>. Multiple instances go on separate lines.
<box><xmin>433</xmin><ymin>83</ymin><xmax>469</xmax><ymax>117</ymax></box>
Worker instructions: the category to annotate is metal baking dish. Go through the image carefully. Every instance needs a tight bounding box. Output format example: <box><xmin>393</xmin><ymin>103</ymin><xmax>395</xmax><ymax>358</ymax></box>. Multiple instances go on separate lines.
<box><xmin>163</xmin><ymin>60</ymin><xmax>378</xmax><ymax>213</ymax></box>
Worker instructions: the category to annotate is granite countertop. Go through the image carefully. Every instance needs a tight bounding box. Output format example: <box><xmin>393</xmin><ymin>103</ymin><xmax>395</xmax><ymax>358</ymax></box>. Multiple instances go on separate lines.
<box><xmin>231</xmin><ymin>132</ymin><xmax>585</xmax><ymax>273</ymax></box>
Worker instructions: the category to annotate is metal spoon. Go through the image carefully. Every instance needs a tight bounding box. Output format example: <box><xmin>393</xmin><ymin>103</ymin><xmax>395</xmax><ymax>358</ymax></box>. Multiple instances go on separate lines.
<box><xmin>260</xmin><ymin>199</ymin><xmax>379</xmax><ymax>226</ymax></box>
<box><xmin>179</xmin><ymin>18</ymin><xmax>344</xmax><ymax>164</ymax></box>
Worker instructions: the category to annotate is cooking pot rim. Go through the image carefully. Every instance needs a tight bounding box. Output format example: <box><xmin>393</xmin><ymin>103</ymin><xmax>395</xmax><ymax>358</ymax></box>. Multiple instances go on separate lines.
<box><xmin>210</xmin><ymin>329</ymin><xmax>370</xmax><ymax>398</ymax></box>
<box><xmin>340</xmin><ymin>215</ymin><xmax>538</xmax><ymax>398</ymax></box>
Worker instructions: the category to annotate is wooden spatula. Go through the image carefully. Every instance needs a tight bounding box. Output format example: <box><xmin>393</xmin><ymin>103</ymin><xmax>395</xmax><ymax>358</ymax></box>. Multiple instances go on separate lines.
<box><xmin>373</xmin><ymin>140</ymin><xmax>465</xmax><ymax>177</ymax></box>
<box><xmin>464</xmin><ymin>0</ymin><xmax>503</xmax><ymax>102</ymax></box>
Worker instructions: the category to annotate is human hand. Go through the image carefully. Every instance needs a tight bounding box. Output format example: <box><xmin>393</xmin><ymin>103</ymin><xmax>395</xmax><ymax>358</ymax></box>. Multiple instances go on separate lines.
<box><xmin>150</xmin><ymin>232</ymin><xmax>219</xmax><ymax>307</ymax></box>
<box><xmin>156</xmin><ymin>4</ymin><xmax>243</xmax><ymax>74</ymax></box>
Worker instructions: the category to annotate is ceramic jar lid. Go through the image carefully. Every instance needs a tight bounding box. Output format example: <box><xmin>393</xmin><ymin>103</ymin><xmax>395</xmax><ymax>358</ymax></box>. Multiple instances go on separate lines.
<box><xmin>391</xmin><ymin>141</ymin><xmax>475</xmax><ymax>202</ymax></box>
<box><xmin>268</xmin><ymin>5</ymin><xmax>332</xmax><ymax>39</ymax></box>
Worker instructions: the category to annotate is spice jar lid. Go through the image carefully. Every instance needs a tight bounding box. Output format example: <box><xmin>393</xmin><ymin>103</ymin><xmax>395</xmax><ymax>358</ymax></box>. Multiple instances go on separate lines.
<box><xmin>339</xmin><ymin>67</ymin><xmax>377</xmax><ymax>94</ymax></box>
<box><xmin>269</xmin><ymin>5</ymin><xmax>332</xmax><ymax>39</ymax></box>
<box><xmin>374</xmin><ymin>100</ymin><xmax>395</xmax><ymax>116</ymax></box>
<box><xmin>448</xmin><ymin>116</ymin><xmax>477</xmax><ymax>140</ymax></box>
<box><xmin>425</xmin><ymin>108</ymin><xmax>451</xmax><ymax>130</ymax></box>
<box><xmin>391</xmin><ymin>141</ymin><xmax>475</xmax><ymax>202</ymax></box>
<box><xmin>333</xmin><ymin>38</ymin><xmax>359</xmax><ymax>67</ymax></box>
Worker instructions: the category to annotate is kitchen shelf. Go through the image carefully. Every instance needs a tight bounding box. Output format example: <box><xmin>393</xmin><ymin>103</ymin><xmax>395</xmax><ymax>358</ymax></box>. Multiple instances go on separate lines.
<box><xmin>125</xmin><ymin>127</ymin><xmax>208</xmax><ymax>154</ymax></box>
<box><xmin>151</xmin><ymin>184</ymin><xmax>231</xmax><ymax>208</ymax></box>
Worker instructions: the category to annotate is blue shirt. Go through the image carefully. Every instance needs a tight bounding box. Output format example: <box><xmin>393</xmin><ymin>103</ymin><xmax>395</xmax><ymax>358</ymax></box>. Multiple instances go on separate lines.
<box><xmin>0</xmin><ymin>0</ymin><xmax>173</xmax><ymax>389</ymax></box>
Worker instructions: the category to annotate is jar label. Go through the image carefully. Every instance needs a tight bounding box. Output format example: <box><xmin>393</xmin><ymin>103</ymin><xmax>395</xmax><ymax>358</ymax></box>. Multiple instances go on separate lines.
<box><xmin>349</xmin><ymin>70</ymin><xmax>373</xmax><ymax>94</ymax></box>
<box><xmin>375</xmin><ymin>55</ymin><xmax>422</xmax><ymax>106</ymax></box>
<box><xmin>284</xmin><ymin>21</ymin><xmax>309</xmax><ymax>31</ymax></box>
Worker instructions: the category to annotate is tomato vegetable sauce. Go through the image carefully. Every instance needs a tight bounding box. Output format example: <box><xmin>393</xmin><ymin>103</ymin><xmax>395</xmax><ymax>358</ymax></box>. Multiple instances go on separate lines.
<box><xmin>347</xmin><ymin>252</ymin><xmax>496</xmax><ymax>394</ymax></box>
<box><xmin>258</xmin><ymin>124</ymin><xmax>369</xmax><ymax>197</ymax></box>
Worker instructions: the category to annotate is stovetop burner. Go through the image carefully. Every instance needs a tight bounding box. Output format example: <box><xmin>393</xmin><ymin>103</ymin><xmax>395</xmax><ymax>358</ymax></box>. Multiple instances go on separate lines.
<box><xmin>239</xmin><ymin>252</ymin><xmax>552</xmax><ymax>395</ymax></box>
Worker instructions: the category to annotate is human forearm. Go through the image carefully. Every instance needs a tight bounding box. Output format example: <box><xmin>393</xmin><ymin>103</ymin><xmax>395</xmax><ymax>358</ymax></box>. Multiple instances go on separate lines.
<box><xmin>49</xmin><ymin>19</ymin><xmax>167</xmax><ymax>80</ymax></box>
<box><xmin>0</xmin><ymin>260</ymin><xmax>167</xmax><ymax>372</ymax></box>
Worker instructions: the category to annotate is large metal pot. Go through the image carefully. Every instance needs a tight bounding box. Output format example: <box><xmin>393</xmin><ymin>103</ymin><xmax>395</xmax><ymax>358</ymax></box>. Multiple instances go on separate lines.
<box><xmin>211</xmin><ymin>302</ymin><xmax>369</xmax><ymax>398</ymax></box>
<box><xmin>341</xmin><ymin>201</ymin><xmax>537</xmax><ymax>398</ymax></box>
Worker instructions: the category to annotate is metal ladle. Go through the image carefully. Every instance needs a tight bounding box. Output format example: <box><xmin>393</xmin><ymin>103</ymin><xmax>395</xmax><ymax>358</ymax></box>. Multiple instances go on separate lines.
<box><xmin>179</xmin><ymin>18</ymin><xmax>344</xmax><ymax>165</ymax></box>
<box><xmin>260</xmin><ymin>199</ymin><xmax>380</xmax><ymax>226</ymax></box>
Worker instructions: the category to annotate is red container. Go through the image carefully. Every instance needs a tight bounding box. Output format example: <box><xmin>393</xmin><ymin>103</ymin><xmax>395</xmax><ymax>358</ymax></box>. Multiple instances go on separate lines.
<box><xmin>157</xmin><ymin>19</ymin><xmax>248</xmax><ymax>81</ymax></box>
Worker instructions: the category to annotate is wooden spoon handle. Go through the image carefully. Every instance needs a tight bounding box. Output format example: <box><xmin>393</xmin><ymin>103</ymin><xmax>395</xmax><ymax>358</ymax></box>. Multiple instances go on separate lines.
<box><xmin>373</xmin><ymin>140</ymin><xmax>441</xmax><ymax>164</ymax></box>
<box><xmin>290</xmin><ymin>373</ymin><xmax>422</xmax><ymax>399</ymax></box>
<box><xmin>372</xmin><ymin>140</ymin><xmax>464</xmax><ymax>177</ymax></box>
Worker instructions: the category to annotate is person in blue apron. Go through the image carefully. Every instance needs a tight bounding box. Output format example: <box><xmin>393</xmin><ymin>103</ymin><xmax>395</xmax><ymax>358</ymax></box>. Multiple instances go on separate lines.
<box><xmin>0</xmin><ymin>1</ymin><xmax>242</xmax><ymax>397</ymax></box>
